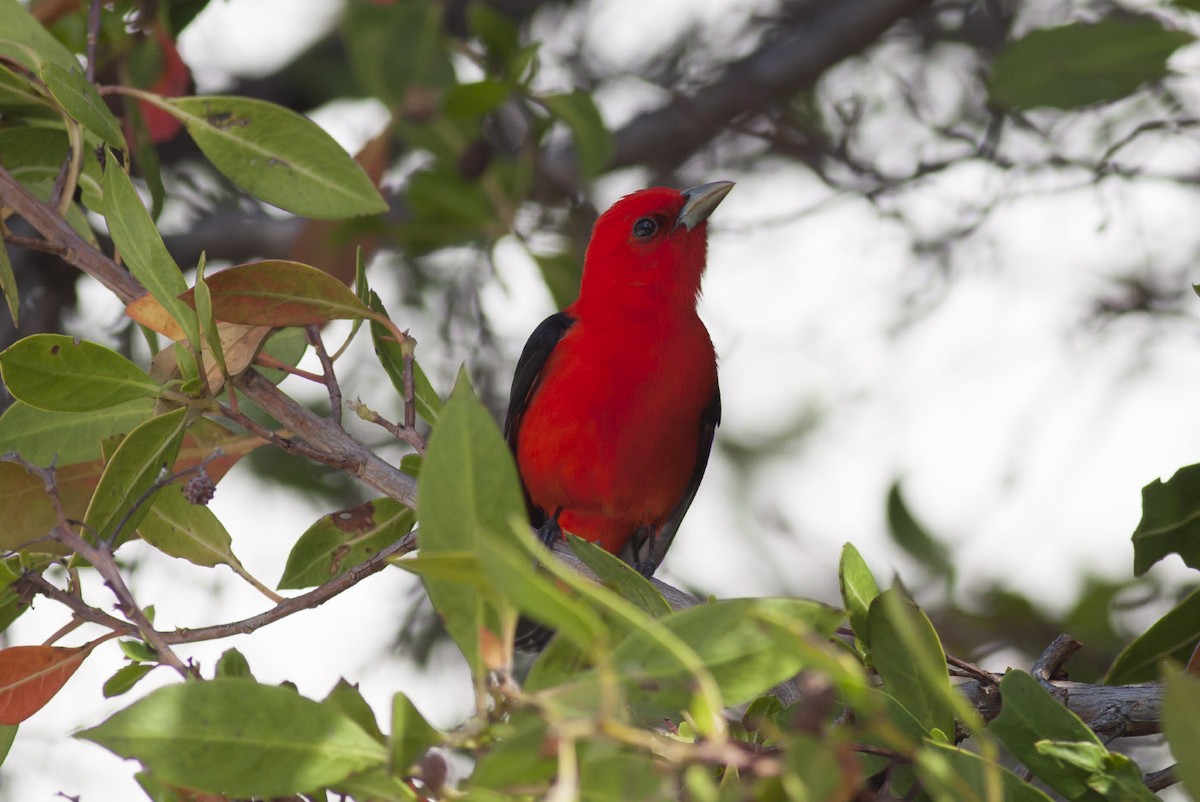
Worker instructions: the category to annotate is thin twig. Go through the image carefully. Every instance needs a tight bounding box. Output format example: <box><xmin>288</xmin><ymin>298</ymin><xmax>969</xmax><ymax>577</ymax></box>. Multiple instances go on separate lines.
<box><xmin>403</xmin><ymin>347</ymin><xmax>417</xmax><ymax>430</ymax></box>
<box><xmin>217</xmin><ymin>399</ymin><xmax>358</xmax><ymax>469</ymax></box>
<box><xmin>946</xmin><ymin>654</ymin><xmax>999</xmax><ymax>686</ymax></box>
<box><xmin>42</xmin><ymin>617</ymin><xmax>86</xmax><ymax>646</ymax></box>
<box><xmin>1032</xmin><ymin>634</ymin><xmax>1082</xmax><ymax>682</ymax></box>
<box><xmin>351</xmin><ymin>400</ymin><xmax>427</xmax><ymax>454</ymax></box>
<box><xmin>307</xmin><ymin>325</ymin><xmax>343</xmax><ymax>427</ymax></box>
<box><xmin>2</xmin><ymin>233</ymin><xmax>69</xmax><ymax>257</ymax></box>
<box><xmin>1144</xmin><ymin>765</ymin><xmax>1177</xmax><ymax>793</ymax></box>
<box><xmin>160</xmin><ymin>529</ymin><xmax>417</xmax><ymax>644</ymax></box>
<box><xmin>85</xmin><ymin>0</ymin><xmax>101</xmax><ymax>83</ymax></box>
<box><xmin>17</xmin><ymin>571</ymin><xmax>138</xmax><ymax>636</ymax></box>
<box><xmin>4</xmin><ymin>455</ymin><xmax>190</xmax><ymax>675</ymax></box>
<box><xmin>104</xmin><ymin>450</ymin><xmax>224</xmax><ymax>547</ymax></box>
<box><xmin>253</xmin><ymin>352</ymin><xmax>325</xmax><ymax>383</ymax></box>
<box><xmin>0</xmin><ymin>163</ymin><xmax>142</xmax><ymax>303</ymax></box>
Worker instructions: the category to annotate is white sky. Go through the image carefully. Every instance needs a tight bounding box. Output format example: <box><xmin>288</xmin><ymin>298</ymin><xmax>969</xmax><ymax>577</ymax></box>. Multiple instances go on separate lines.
<box><xmin>6</xmin><ymin>1</ymin><xmax>1199</xmax><ymax>799</ymax></box>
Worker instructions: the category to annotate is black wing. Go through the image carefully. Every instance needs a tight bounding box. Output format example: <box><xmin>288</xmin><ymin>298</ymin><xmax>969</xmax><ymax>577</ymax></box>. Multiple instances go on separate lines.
<box><xmin>503</xmin><ymin>311</ymin><xmax>577</xmax><ymax>526</ymax></box>
<box><xmin>644</xmin><ymin>387</ymin><xmax>721</xmax><ymax>570</ymax></box>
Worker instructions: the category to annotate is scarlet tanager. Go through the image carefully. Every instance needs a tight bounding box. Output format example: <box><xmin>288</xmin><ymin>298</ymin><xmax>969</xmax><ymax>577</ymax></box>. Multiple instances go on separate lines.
<box><xmin>504</xmin><ymin>182</ymin><xmax>733</xmax><ymax>647</ymax></box>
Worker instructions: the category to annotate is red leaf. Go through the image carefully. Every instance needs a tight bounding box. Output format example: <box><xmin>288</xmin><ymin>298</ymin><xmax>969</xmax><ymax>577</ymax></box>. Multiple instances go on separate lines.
<box><xmin>0</xmin><ymin>645</ymin><xmax>92</xmax><ymax>724</ymax></box>
<box><xmin>139</xmin><ymin>24</ymin><xmax>190</xmax><ymax>143</ymax></box>
<box><xmin>179</xmin><ymin>260</ymin><xmax>374</xmax><ymax>326</ymax></box>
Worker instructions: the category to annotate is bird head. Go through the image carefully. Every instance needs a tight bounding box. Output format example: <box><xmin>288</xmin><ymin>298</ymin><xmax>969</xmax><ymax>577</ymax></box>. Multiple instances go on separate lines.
<box><xmin>576</xmin><ymin>181</ymin><xmax>734</xmax><ymax>312</ymax></box>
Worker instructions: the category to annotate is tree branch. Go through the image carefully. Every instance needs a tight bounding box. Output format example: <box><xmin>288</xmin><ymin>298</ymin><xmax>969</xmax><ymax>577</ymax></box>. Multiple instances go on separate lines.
<box><xmin>0</xmin><ymin>164</ymin><xmax>142</xmax><ymax>304</ymax></box>
<box><xmin>159</xmin><ymin>529</ymin><xmax>417</xmax><ymax>644</ymax></box>
<box><xmin>540</xmin><ymin>0</ymin><xmax>936</xmax><ymax>189</ymax></box>
<box><xmin>0</xmin><ymin>161</ymin><xmax>420</xmax><ymax>510</ymax></box>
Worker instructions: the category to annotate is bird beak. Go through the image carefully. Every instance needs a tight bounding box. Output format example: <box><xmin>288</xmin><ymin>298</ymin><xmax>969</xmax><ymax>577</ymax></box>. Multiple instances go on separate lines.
<box><xmin>676</xmin><ymin>181</ymin><xmax>735</xmax><ymax>231</ymax></box>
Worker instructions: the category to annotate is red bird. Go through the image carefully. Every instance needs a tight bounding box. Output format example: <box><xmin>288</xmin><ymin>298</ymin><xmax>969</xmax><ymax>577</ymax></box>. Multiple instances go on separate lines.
<box><xmin>504</xmin><ymin>182</ymin><xmax>733</xmax><ymax>644</ymax></box>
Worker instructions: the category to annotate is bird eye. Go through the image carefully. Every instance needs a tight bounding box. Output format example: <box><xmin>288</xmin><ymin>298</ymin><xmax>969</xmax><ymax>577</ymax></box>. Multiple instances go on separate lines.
<box><xmin>632</xmin><ymin>217</ymin><xmax>658</xmax><ymax>240</ymax></box>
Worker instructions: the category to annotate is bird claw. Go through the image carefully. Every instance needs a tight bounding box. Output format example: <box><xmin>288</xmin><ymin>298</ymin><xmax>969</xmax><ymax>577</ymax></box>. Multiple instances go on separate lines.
<box><xmin>536</xmin><ymin>516</ymin><xmax>563</xmax><ymax>550</ymax></box>
<box><xmin>633</xmin><ymin>557</ymin><xmax>657</xmax><ymax>578</ymax></box>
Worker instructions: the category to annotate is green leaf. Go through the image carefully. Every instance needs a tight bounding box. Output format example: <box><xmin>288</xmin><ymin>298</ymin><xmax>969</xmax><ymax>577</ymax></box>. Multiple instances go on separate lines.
<box><xmin>181</xmin><ymin>259</ymin><xmax>374</xmax><ymax>326</ymax></box>
<box><xmin>0</xmin><ymin>129</ymin><xmax>102</xmax><ymax>209</ymax></box>
<box><xmin>1131</xmin><ymin>463</ymin><xmax>1200</xmax><ymax>574</ymax></box>
<box><xmin>102</xmin><ymin>663</ymin><xmax>156</xmax><ymax>698</ymax></box>
<box><xmin>0</xmin><ymin>241</ymin><xmax>15</xmax><ymax>327</ymax></box>
<box><xmin>103</xmin><ymin>157</ymin><xmax>198</xmax><ymax>347</ymax></box>
<box><xmin>405</xmin><ymin>169</ymin><xmax>494</xmax><ymax>228</ymax></box>
<box><xmin>369</xmin><ymin>291</ymin><xmax>443</xmax><ymax>425</ymax></box>
<box><xmin>469</xmin><ymin>711</ymin><xmax>556</xmax><ymax>792</ymax></box>
<box><xmin>78</xmin><ymin>679</ymin><xmax>387</xmax><ymax>797</ymax></box>
<box><xmin>118</xmin><ymin>639</ymin><xmax>157</xmax><ymax>663</ymax></box>
<box><xmin>82</xmin><ymin>407</ymin><xmax>188</xmax><ymax>544</ymax></box>
<box><xmin>566</xmin><ymin>535</ymin><xmax>671</xmax><ymax>618</ymax></box>
<box><xmin>865</xmin><ymin>589</ymin><xmax>956</xmax><ymax>739</ymax></box>
<box><xmin>541</xmin><ymin>90</ymin><xmax>612</xmax><ymax>177</ymax></box>
<box><xmin>1164</xmin><ymin>663</ymin><xmax>1200</xmax><ymax>801</ymax></box>
<box><xmin>886</xmin><ymin>482</ymin><xmax>954</xmax><ymax>584</ymax></box>
<box><xmin>443</xmin><ymin>80</ymin><xmax>511</xmax><ymax>119</ymax></box>
<box><xmin>612</xmin><ymin>598</ymin><xmax>841</xmax><ymax>709</ymax></box>
<box><xmin>137</xmin><ymin>482</ymin><xmax>241</xmax><ymax>568</ymax></box>
<box><xmin>578</xmin><ymin>742</ymin><xmax>668</xmax><ymax>802</ymax></box>
<box><xmin>468</xmin><ymin>4</ymin><xmax>521</xmax><ymax>66</ymax></box>
<box><xmin>395</xmin><ymin>551</ymin><xmax>489</xmax><ymax>585</ymax></box>
<box><xmin>41</xmin><ymin>62</ymin><xmax>125</xmax><ymax>148</ymax></box>
<box><xmin>416</xmin><ymin>375</ymin><xmax>527</xmax><ymax>672</ymax></box>
<box><xmin>784</xmin><ymin>735</ymin><xmax>862</xmax><ymax>802</ymax></box>
<box><xmin>990</xmin><ymin>19</ymin><xmax>1194</xmax><ymax>110</ymax></box>
<box><xmin>333</xmin><ymin>766</ymin><xmax>421</xmax><ymax>801</ymax></box>
<box><xmin>1105</xmin><ymin>586</ymin><xmax>1200</xmax><ymax>684</ymax></box>
<box><xmin>322</xmin><ymin>678</ymin><xmax>385</xmax><ymax>744</ymax></box>
<box><xmin>916</xmin><ymin>741</ymin><xmax>1054</xmax><ymax>802</ymax></box>
<box><xmin>0</xmin><ymin>334</ymin><xmax>162</xmax><ymax>412</ymax></box>
<box><xmin>838</xmin><ymin>542</ymin><xmax>879</xmax><ymax>643</ymax></box>
<box><xmin>478</xmin><ymin>524</ymin><xmax>608</xmax><ymax>649</ymax></box>
<box><xmin>532</xmin><ymin>251</ymin><xmax>583</xmax><ymax>312</ymax></box>
<box><xmin>192</xmin><ymin>254</ymin><xmax>226</xmax><ymax>387</ymax></box>
<box><xmin>159</xmin><ymin>95</ymin><xmax>387</xmax><ymax>219</ymax></box>
<box><xmin>343</xmin><ymin>0</ymin><xmax>454</xmax><ymax>105</ymax></box>
<box><xmin>524</xmin><ymin>634</ymin><xmax>591</xmax><ymax>693</ymax></box>
<box><xmin>990</xmin><ymin>670</ymin><xmax>1107</xmax><ymax>801</ymax></box>
<box><xmin>279</xmin><ymin>498</ymin><xmax>415</xmax><ymax>589</ymax></box>
<box><xmin>0</xmin><ymin>0</ymin><xmax>82</xmax><ymax>73</ymax></box>
<box><xmin>0</xmin><ymin>399</ymin><xmax>152</xmax><ymax>465</ymax></box>
<box><xmin>391</xmin><ymin>691</ymin><xmax>441</xmax><ymax>772</ymax></box>
<box><xmin>256</xmin><ymin>327</ymin><xmax>309</xmax><ymax>385</ymax></box>
<box><xmin>215</xmin><ymin>648</ymin><xmax>254</xmax><ymax>680</ymax></box>
<box><xmin>0</xmin><ymin>724</ymin><xmax>15</xmax><ymax>767</ymax></box>
<box><xmin>1034</xmin><ymin>742</ymin><xmax>1157</xmax><ymax>800</ymax></box>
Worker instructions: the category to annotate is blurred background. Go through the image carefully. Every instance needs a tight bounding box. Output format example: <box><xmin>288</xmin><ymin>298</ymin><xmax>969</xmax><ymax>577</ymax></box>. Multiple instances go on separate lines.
<box><xmin>3</xmin><ymin>0</ymin><xmax>1200</xmax><ymax>798</ymax></box>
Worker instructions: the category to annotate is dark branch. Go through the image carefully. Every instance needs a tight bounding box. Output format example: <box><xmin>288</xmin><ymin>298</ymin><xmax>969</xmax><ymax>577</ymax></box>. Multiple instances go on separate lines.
<box><xmin>540</xmin><ymin>0</ymin><xmax>935</xmax><ymax>189</ymax></box>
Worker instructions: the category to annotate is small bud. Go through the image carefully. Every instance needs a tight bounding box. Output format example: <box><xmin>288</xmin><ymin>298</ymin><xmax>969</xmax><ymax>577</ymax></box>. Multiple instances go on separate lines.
<box><xmin>399</xmin><ymin>331</ymin><xmax>417</xmax><ymax>359</ymax></box>
<box><xmin>183</xmin><ymin>471</ymin><xmax>216</xmax><ymax>505</ymax></box>
<box><xmin>352</xmin><ymin>399</ymin><xmax>376</xmax><ymax>421</ymax></box>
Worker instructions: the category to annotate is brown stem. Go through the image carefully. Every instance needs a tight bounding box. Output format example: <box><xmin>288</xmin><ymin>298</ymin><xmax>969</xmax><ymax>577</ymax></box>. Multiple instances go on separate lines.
<box><xmin>160</xmin><ymin>529</ymin><xmax>417</xmax><ymax>644</ymax></box>
<box><xmin>6</xmin><ymin>456</ymin><xmax>190</xmax><ymax>675</ymax></box>
<box><xmin>0</xmin><ymin>163</ymin><xmax>142</xmax><ymax>303</ymax></box>
<box><xmin>352</xmin><ymin>400</ymin><xmax>427</xmax><ymax>455</ymax></box>
<box><xmin>1145</xmin><ymin>766</ymin><xmax>1176</xmax><ymax>793</ymax></box>
<box><xmin>1032</xmin><ymin>633</ymin><xmax>1082</xmax><ymax>682</ymax></box>
<box><xmin>85</xmin><ymin>0</ymin><xmax>101</xmax><ymax>83</ymax></box>
<box><xmin>403</xmin><ymin>349</ymin><xmax>416</xmax><ymax>430</ymax></box>
<box><xmin>1</xmin><ymin>158</ymin><xmax>420</xmax><ymax>508</ymax></box>
<box><xmin>2</xmin><ymin>233</ymin><xmax>70</xmax><ymax>257</ymax></box>
<box><xmin>307</xmin><ymin>325</ymin><xmax>343</xmax><ymax>427</ymax></box>
<box><xmin>18</xmin><ymin>572</ymin><xmax>138</xmax><ymax>636</ymax></box>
